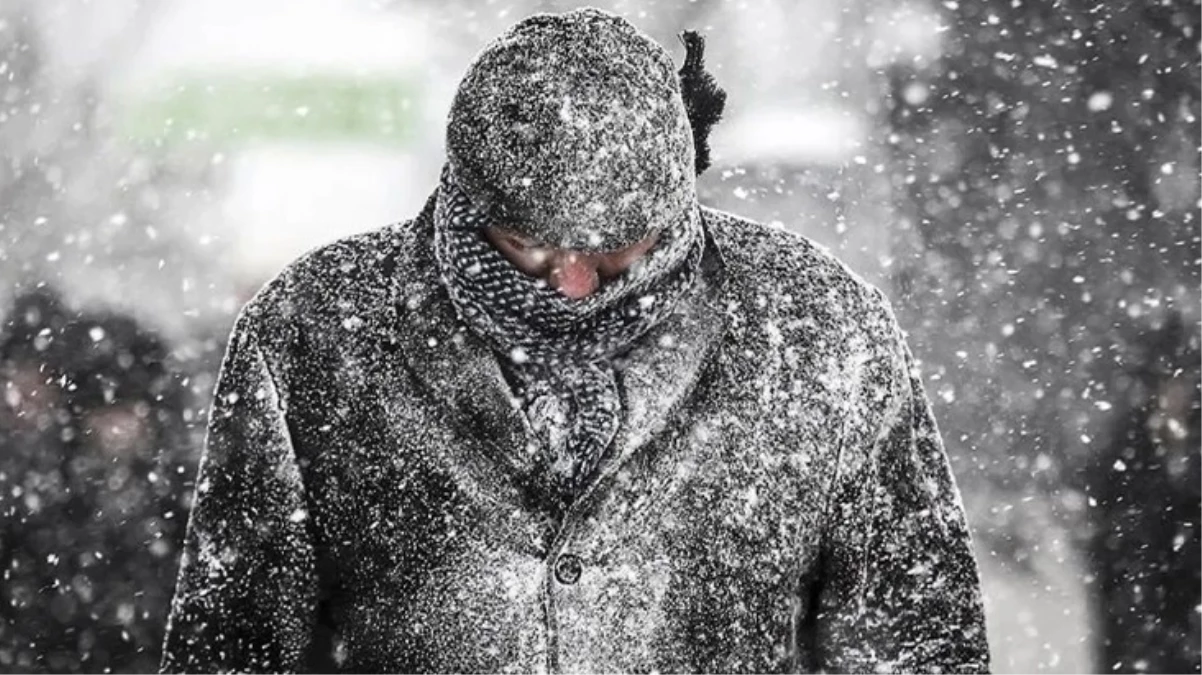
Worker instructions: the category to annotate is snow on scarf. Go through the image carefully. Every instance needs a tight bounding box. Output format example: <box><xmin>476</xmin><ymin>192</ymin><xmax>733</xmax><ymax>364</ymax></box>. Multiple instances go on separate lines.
<box><xmin>433</xmin><ymin>164</ymin><xmax>704</xmax><ymax>504</ymax></box>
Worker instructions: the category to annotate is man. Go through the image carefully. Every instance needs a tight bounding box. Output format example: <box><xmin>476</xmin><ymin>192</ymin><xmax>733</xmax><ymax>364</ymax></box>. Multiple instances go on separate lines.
<box><xmin>163</xmin><ymin>8</ymin><xmax>990</xmax><ymax>673</ymax></box>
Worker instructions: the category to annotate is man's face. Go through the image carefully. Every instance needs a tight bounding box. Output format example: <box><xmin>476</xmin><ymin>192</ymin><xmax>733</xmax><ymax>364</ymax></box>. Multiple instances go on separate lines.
<box><xmin>483</xmin><ymin>227</ymin><xmax>659</xmax><ymax>299</ymax></box>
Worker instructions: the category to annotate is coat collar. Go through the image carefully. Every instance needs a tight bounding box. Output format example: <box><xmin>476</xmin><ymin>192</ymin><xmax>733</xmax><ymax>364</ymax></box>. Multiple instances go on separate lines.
<box><xmin>386</xmin><ymin>190</ymin><xmax>730</xmax><ymax>509</ymax></box>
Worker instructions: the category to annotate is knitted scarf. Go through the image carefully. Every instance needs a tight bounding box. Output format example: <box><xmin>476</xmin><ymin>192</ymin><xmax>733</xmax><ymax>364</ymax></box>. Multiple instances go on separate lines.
<box><xmin>433</xmin><ymin>165</ymin><xmax>704</xmax><ymax>504</ymax></box>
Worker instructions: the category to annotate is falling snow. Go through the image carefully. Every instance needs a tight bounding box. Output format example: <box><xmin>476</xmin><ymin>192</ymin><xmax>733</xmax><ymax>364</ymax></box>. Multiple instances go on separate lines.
<box><xmin>0</xmin><ymin>0</ymin><xmax>1196</xmax><ymax>674</ymax></box>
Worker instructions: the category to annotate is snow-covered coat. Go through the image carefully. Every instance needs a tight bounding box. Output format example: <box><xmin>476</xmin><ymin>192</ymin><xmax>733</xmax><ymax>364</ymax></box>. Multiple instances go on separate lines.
<box><xmin>161</xmin><ymin>192</ymin><xmax>990</xmax><ymax>673</ymax></box>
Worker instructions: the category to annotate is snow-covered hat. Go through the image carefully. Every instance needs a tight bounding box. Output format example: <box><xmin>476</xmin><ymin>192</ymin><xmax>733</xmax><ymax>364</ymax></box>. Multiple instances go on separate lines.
<box><xmin>445</xmin><ymin>7</ymin><xmax>697</xmax><ymax>252</ymax></box>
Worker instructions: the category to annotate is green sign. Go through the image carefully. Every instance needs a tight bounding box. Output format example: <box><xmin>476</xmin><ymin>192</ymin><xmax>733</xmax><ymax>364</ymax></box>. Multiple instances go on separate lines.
<box><xmin>122</xmin><ymin>73</ymin><xmax>418</xmax><ymax>146</ymax></box>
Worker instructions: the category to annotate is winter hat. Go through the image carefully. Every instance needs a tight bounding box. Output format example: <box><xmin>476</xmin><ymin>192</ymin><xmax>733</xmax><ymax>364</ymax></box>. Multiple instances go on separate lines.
<box><xmin>445</xmin><ymin>7</ymin><xmax>696</xmax><ymax>252</ymax></box>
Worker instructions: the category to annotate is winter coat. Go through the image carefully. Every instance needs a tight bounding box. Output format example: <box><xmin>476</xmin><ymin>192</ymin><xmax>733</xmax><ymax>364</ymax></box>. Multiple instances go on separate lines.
<box><xmin>161</xmin><ymin>193</ymin><xmax>991</xmax><ymax>673</ymax></box>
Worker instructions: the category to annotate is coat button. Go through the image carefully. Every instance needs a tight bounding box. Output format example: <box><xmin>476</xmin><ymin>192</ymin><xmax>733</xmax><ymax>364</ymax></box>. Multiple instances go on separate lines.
<box><xmin>554</xmin><ymin>553</ymin><xmax>583</xmax><ymax>585</ymax></box>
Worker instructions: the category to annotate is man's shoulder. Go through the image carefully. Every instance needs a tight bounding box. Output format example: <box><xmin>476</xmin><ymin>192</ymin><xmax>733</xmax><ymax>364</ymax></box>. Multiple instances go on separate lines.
<box><xmin>700</xmin><ymin>207</ymin><xmax>907</xmax><ymax>403</ymax></box>
<box><xmin>702</xmin><ymin>205</ymin><xmax>894</xmax><ymax>332</ymax></box>
<box><xmin>238</xmin><ymin>216</ymin><xmax>427</xmax><ymax>339</ymax></box>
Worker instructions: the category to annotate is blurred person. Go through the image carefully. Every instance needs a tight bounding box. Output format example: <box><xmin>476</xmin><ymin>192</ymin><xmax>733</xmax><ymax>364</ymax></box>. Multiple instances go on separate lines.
<box><xmin>163</xmin><ymin>9</ymin><xmax>989</xmax><ymax>673</ymax></box>
<box><xmin>1</xmin><ymin>288</ymin><xmax>194</xmax><ymax>673</ymax></box>
<box><xmin>1086</xmin><ymin>313</ymin><xmax>1201</xmax><ymax>673</ymax></box>
<box><xmin>1</xmin><ymin>288</ymin><xmax>79</xmax><ymax>672</ymax></box>
<box><xmin>0</xmin><ymin>288</ymin><xmax>73</xmax><ymax>438</ymax></box>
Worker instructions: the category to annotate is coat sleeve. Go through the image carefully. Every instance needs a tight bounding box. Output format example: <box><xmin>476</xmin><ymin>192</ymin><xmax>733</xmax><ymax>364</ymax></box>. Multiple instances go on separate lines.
<box><xmin>161</xmin><ymin>309</ymin><xmax>318</xmax><ymax>674</ymax></box>
<box><xmin>814</xmin><ymin>302</ymin><xmax>990</xmax><ymax>673</ymax></box>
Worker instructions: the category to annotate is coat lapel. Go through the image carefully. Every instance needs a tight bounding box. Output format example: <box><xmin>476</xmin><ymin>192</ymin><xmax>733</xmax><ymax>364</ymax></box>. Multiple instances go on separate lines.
<box><xmin>388</xmin><ymin>196</ymin><xmax>541</xmax><ymax>483</ymax></box>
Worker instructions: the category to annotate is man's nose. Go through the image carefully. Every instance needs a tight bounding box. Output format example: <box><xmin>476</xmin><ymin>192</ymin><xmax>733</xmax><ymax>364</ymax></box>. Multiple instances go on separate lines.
<box><xmin>548</xmin><ymin>251</ymin><xmax>600</xmax><ymax>299</ymax></box>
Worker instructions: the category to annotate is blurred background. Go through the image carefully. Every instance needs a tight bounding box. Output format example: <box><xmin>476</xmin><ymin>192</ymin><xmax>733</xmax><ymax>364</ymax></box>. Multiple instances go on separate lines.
<box><xmin>0</xmin><ymin>0</ymin><xmax>1197</xmax><ymax>672</ymax></box>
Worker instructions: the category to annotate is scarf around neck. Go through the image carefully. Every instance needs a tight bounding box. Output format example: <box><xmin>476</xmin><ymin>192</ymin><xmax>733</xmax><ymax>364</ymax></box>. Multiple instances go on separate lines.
<box><xmin>432</xmin><ymin>164</ymin><xmax>705</xmax><ymax>505</ymax></box>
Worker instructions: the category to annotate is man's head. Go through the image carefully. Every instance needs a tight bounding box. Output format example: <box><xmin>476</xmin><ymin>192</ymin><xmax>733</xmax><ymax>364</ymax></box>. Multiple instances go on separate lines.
<box><xmin>445</xmin><ymin>8</ymin><xmax>696</xmax><ymax>263</ymax></box>
<box><xmin>60</xmin><ymin>312</ymin><xmax>182</xmax><ymax>457</ymax></box>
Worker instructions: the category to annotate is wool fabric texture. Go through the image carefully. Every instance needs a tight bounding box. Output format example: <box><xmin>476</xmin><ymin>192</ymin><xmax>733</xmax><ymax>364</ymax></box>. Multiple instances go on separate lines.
<box><xmin>433</xmin><ymin>165</ymin><xmax>704</xmax><ymax>502</ymax></box>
